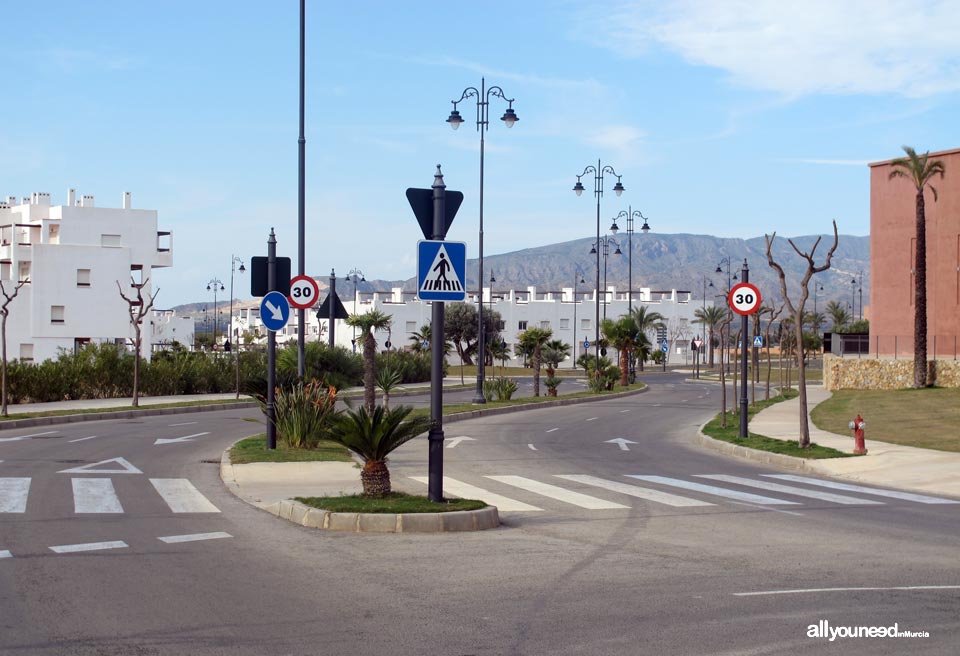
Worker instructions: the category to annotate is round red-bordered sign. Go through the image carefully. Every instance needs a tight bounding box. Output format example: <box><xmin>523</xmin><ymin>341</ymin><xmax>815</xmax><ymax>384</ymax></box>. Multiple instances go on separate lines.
<box><xmin>288</xmin><ymin>275</ymin><xmax>320</xmax><ymax>310</ymax></box>
<box><xmin>728</xmin><ymin>282</ymin><xmax>762</xmax><ymax>316</ymax></box>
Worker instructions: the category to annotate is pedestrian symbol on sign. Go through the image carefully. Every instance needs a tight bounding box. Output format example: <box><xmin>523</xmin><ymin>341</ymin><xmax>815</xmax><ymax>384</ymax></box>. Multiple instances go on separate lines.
<box><xmin>417</xmin><ymin>240</ymin><xmax>467</xmax><ymax>301</ymax></box>
<box><xmin>420</xmin><ymin>244</ymin><xmax>462</xmax><ymax>294</ymax></box>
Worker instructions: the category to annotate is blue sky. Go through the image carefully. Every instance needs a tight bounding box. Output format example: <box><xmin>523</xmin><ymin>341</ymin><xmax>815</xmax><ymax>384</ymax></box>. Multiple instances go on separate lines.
<box><xmin>2</xmin><ymin>0</ymin><xmax>959</xmax><ymax>307</ymax></box>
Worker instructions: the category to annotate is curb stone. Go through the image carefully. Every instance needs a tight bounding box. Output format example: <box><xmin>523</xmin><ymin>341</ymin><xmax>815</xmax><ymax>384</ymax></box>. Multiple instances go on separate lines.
<box><xmin>0</xmin><ymin>401</ymin><xmax>259</xmax><ymax>431</ymax></box>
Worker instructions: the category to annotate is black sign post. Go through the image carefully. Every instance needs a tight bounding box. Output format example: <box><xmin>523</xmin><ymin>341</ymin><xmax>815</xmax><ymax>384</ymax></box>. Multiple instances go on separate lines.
<box><xmin>266</xmin><ymin>229</ymin><xmax>278</xmax><ymax>450</ymax></box>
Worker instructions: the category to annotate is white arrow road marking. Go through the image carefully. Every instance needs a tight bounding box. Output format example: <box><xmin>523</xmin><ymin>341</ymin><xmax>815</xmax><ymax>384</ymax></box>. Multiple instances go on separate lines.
<box><xmin>168</xmin><ymin>422</ymin><xmax>197</xmax><ymax>427</ymax></box>
<box><xmin>409</xmin><ymin>476</ymin><xmax>542</xmax><ymax>512</ymax></box>
<box><xmin>150</xmin><ymin>479</ymin><xmax>220</xmax><ymax>513</ymax></box>
<box><xmin>68</xmin><ymin>435</ymin><xmax>99</xmax><ymax>443</ymax></box>
<box><xmin>585</xmin><ymin>417</ymin><xmax>598</xmax><ymax>422</ymax></box>
<box><xmin>265</xmin><ymin>300</ymin><xmax>283</xmax><ymax>320</ymax></box>
<box><xmin>527</xmin><ymin>444</ymin><xmax>537</xmax><ymax>451</ymax></box>
<box><xmin>0</xmin><ymin>431</ymin><xmax>57</xmax><ymax>443</ymax></box>
<box><xmin>605</xmin><ymin>438</ymin><xmax>638</xmax><ymax>451</ymax></box>
<box><xmin>158</xmin><ymin>532</ymin><xmax>232</xmax><ymax>544</ymax></box>
<box><xmin>0</xmin><ymin>478</ymin><xmax>31</xmax><ymax>513</ymax></box>
<box><xmin>59</xmin><ymin>457</ymin><xmax>142</xmax><ymax>475</ymax></box>
<box><xmin>72</xmin><ymin>478</ymin><xmax>124</xmax><ymax>514</ymax></box>
<box><xmin>486</xmin><ymin>475</ymin><xmax>629</xmax><ymax>510</ymax></box>
<box><xmin>0</xmin><ymin>550</ymin><xmax>11</xmax><ymax>559</ymax></box>
<box><xmin>545</xmin><ymin>428</ymin><xmax>559</xmax><ymax>433</ymax></box>
<box><xmin>619</xmin><ymin>409</ymin><xmax>631</xmax><ymax>413</ymax></box>
<box><xmin>50</xmin><ymin>541</ymin><xmax>128</xmax><ymax>554</ymax></box>
<box><xmin>154</xmin><ymin>432</ymin><xmax>210</xmax><ymax>446</ymax></box>
<box><xmin>444</xmin><ymin>436</ymin><xmax>475</xmax><ymax>449</ymax></box>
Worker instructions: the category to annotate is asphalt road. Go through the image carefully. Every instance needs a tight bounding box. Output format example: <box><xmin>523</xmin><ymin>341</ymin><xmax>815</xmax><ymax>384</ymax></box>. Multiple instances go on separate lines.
<box><xmin>2</xmin><ymin>374</ymin><xmax>958</xmax><ymax>655</ymax></box>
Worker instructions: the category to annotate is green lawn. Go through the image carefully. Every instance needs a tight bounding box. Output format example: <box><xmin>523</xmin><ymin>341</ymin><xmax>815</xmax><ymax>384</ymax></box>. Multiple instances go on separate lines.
<box><xmin>295</xmin><ymin>492</ymin><xmax>485</xmax><ymax>513</ymax></box>
<box><xmin>229</xmin><ymin>434</ymin><xmax>353</xmax><ymax>464</ymax></box>
<box><xmin>812</xmin><ymin>387</ymin><xmax>960</xmax><ymax>452</ymax></box>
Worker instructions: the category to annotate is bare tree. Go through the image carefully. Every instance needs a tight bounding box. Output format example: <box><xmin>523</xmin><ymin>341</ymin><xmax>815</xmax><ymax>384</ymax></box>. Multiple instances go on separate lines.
<box><xmin>765</xmin><ymin>222</ymin><xmax>839</xmax><ymax>447</ymax></box>
<box><xmin>117</xmin><ymin>277</ymin><xmax>159</xmax><ymax>407</ymax></box>
<box><xmin>0</xmin><ymin>279</ymin><xmax>28</xmax><ymax>416</ymax></box>
<box><xmin>718</xmin><ymin>314</ymin><xmax>733</xmax><ymax>428</ymax></box>
<box><xmin>762</xmin><ymin>303</ymin><xmax>784</xmax><ymax>401</ymax></box>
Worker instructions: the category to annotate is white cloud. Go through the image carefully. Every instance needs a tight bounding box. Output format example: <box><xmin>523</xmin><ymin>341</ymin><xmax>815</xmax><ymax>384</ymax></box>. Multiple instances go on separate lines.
<box><xmin>592</xmin><ymin>0</ymin><xmax>960</xmax><ymax>98</ymax></box>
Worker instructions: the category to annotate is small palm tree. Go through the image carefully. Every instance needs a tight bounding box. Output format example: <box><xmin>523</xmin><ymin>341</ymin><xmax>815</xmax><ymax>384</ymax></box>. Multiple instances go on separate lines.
<box><xmin>602</xmin><ymin>316</ymin><xmax>638</xmax><ymax>387</ymax></box>
<box><xmin>375</xmin><ymin>366</ymin><xmax>402</xmax><ymax>410</ymax></box>
<box><xmin>346</xmin><ymin>309</ymin><xmax>392</xmax><ymax>414</ymax></box>
<box><xmin>889</xmin><ymin>146</ymin><xmax>946</xmax><ymax>388</ymax></box>
<box><xmin>825</xmin><ymin>300</ymin><xmax>849</xmax><ymax>331</ymax></box>
<box><xmin>488</xmin><ymin>338</ymin><xmax>510</xmax><ymax>376</ymax></box>
<box><xmin>541</xmin><ymin>339</ymin><xmax>571</xmax><ymax>378</ymax></box>
<box><xmin>694</xmin><ymin>306</ymin><xmax>726</xmax><ymax>368</ymax></box>
<box><xmin>518</xmin><ymin>327</ymin><xmax>552</xmax><ymax>396</ymax></box>
<box><xmin>326</xmin><ymin>405</ymin><xmax>433</xmax><ymax>497</ymax></box>
<box><xmin>409</xmin><ymin>324</ymin><xmax>431</xmax><ymax>352</ymax></box>
<box><xmin>629</xmin><ymin>306</ymin><xmax>665</xmax><ymax>371</ymax></box>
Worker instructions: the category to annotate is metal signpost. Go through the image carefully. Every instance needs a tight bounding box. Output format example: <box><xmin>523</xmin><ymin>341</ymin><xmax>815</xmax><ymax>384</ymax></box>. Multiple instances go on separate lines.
<box><xmin>728</xmin><ymin>267</ymin><xmax>761</xmax><ymax>438</ymax></box>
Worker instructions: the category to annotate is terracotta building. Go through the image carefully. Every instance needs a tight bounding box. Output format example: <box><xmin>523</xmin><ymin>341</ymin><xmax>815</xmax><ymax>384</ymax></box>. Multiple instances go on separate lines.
<box><xmin>869</xmin><ymin>147</ymin><xmax>960</xmax><ymax>358</ymax></box>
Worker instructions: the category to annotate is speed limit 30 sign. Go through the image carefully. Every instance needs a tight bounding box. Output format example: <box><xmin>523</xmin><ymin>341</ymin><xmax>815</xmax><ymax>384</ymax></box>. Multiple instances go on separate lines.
<box><xmin>728</xmin><ymin>282</ymin><xmax>762</xmax><ymax>315</ymax></box>
<box><xmin>288</xmin><ymin>275</ymin><xmax>320</xmax><ymax>310</ymax></box>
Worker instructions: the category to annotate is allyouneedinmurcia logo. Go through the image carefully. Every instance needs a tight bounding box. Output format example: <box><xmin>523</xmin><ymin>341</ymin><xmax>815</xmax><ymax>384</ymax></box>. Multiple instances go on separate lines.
<box><xmin>807</xmin><ymin>620</ymin><xmax>929</xmax><ymax>641</ymax></box>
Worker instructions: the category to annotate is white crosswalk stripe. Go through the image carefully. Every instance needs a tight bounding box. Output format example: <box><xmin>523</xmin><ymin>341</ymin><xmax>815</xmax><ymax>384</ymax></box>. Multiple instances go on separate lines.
<box><xmin>486</xmin><ymin>475</ymin><xmax>629</xmax><ymax>509</ymax></box>
<box><xmin>626</xmin><ymin>475</ymin><xmax>801</xmax><ymax>505</ymax></box>
<box><xmin>150</xmin><ymin>479</ymin><xmax>221</xmax><ymax>513</ymax></box>
<box><xmin>73</xmin><ymin>478</ymin><xmax>124</xmax><ymax>513</ymax></box>
<box><xmin>0</xmin><ymin>478</ymin><xmax>31</xmax><ymax>513</ymax></box>
<box><xmin>409</xmin><ymin>476</ymin><xmax>542</xmax><ymax>511</ymax></box>
<box><xmin>764</xmin><ymin>475</ymin><xmax>960</xmax><ymax>504</ymax></box>
<box><xmin>697</xmin><ymin>475</ymin><xmax>885</xmax><ymax>505</ymax></box>
<box><xmin>555</xmin><ymin>475</ymin><xmax>715</xmax><ymax>507</ymax></box>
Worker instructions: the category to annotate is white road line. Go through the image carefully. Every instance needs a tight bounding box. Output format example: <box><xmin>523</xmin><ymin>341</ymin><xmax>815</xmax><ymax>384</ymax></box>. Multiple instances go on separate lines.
<box><xmin>68</xmin><ymin>435</ymin><xmax>99</xmax><ymax>443</ymax></box>
<box><xmin>73</xmin><ymin>478</ymin><xmax>124</xmax><ymax>513</ymax></box>
<box><xmin>0</xmin><ymin>430</ymin><xmax>57</xmax><ymax>443</ymax></box>
<box><xmin>527</xmin><ymin>444</ymin><xmax>537</xmax><ymax>451</ymax></box>
<box><xmin>50</xmin><ymin>541</ymin><xmax>128</xmax><ymax>554</ymax></box>
<box><xmin>545</xmin><ymin>428</ymin><xmax>559</xmax><ymax>433</ymax></box>
<box><xmin>733</xmin><ymin>585</ymin><xmax>960</xmax><ymax>597</ymax></box>
<box><xmin>697</xmin><ymin>475</ymin><xmax>884</xmax><ymax>505</ymax></box>
<box><xmin>765</xmin><ymin>475</ymin><xmax>960</xmax><ymax>504</ymax></box>
<box><xmin>619</xmin><ymin>409</ymin><xmax>631</xmax><ymax>413</ymax></box>
<box><xmin>585</xmin><ymin>417</ymin><xmax>598</xmax><ymax>422</ymax></box>
<box><xmin>168</xmin><ymin>422</ymin><xmax>198</xmax><ymax>427</ymax></box>
<box><xmin>626</xmin><ymin>476</ymin><xmax>800</xmax><ymax>505</ymax></box>
<box><xmin>409</xmin><ymin>476</ymin><xmax>541</xmax><ymax>512</ymax></box>
<box><xmin>150</xmin><ymin>479</ymin><xmax>220</xmax><ymax>513</ymax></box>
<box><xmin>555</xmin><ymin>475</ymin><xmax>714</xmax><ymax>507</ymax></box>
<box><xmin>0</xmin><ymin>478</ymin><xmax>31</xmax><ymax>513</ymax></box>
<box><xmin>158</xmin><ymin>532</ymin><xmax>232</xmax><ymax>544</ymax></box>
<box><xmin>486</xmin><ymin>475</ymin><xmax>629</xmax><ymax>510</ymax></box>
<box><xmin>0</xmin><ymin>550</ymin><xmax>11</xmax><ymax>559</ymax></box>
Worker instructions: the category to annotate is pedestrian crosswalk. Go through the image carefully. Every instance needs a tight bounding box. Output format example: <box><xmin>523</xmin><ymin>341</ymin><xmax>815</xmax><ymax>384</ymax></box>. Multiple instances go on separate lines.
<box><xmin>408</xmin><ymin>472</ymin><xmax>960</xmax><ymax>514</ymax></box>
<box><xmin>0</xmin><ymin>476</ymin><xmax>220</xmax><ymax>515</ymax></box>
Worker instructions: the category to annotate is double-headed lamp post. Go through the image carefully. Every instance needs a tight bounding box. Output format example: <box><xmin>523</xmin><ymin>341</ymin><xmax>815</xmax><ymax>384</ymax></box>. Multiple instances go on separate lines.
<box><xmin>574</xmin><ymin>161</ymin><xmax>624</xmax><ymax>381</ymax></box>
<box><xmin>348</xmin><ymin>268</ymin><xmax>365</xmax><ymax>351</ymax></box>
<box><xmin>447</xmin><ymin>78</ymin><xmax>518</xmax><ymax>404</ymax></box>
<box><xmin>715</xmin><ymin>258</ymin><xmax>738</xmax><ymax>372</ymax></box>
<box><xmin>589</xmin><ymin>236</ymin><xmax>622</xmax><ymax>320</ymax></box>
<box><xmin>610</xmin><ymin>208</ymin><xmax>650</xmax><ymax>314</ymax></box>
<box><xmin>206</xmin><ymin>278</ymin><xmax>225</xmax><ymax>347</ymax></box>
<box><xmin>572</xmin><ymin>266</ymin><xmax>586</xmax><ymax>368</ymax></box>
<box><xmin>229</xmin><ymin>256</ymin><xmax>245</xmax><ymax>398</ymax></box>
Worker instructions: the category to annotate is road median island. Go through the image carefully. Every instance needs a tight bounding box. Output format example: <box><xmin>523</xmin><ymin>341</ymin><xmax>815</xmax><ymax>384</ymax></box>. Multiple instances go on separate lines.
<box><xmin>0</xmin><ymin>398</ymin><xmax>258</xmax><ymax>430</ymax></box>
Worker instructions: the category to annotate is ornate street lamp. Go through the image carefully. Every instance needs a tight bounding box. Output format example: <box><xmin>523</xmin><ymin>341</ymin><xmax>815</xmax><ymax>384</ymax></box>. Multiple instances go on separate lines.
<box><xmin>348</xmin><ymin>268</ymin><xmax>365</xmax><ymax>352</ymax></box>
<box><xmin>229</xmin><ymin>256</ymin><xmax>245</xmax><ymax>398</ymax></box>
<box><xmin>589</xmin><ymin>236</ymin><xmax>622</xmax><ymax>321</ymax></box>
<box><xmin>572</xmin><ymin>266</ymin><xmax>586</xmax><ymax>369</ymax></box>
<box><xmin>610</xmin><ymin>208</ymin><xmax>650</xmax><ymax>314</ymax></box>
<box><xmin>447</xmin><ymin>78</ymin><xmax>518</xmax><ymax>404</ymax></box>
<box><xmin>206</xmin><ymin>278</ymin><xmax>225</xmax><ymax>347</ymax></box>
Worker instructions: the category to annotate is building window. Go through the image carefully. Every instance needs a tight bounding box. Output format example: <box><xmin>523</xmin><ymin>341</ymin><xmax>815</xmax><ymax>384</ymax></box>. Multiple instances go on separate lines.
<box><xmin>77</xmin><ymin>269</ymin><xmax>91</xmax><ymax>287</ymax></box>
<box><xmin>560</xmin><ymin>318</ymin><xmax>570</xmax><ymax>330</ymax></box>
<box><xmin>49</xmin><ymin>224</ymin><xmax>60</xmax><ymax>244</ymax></box>
<box><xmin>51</xmin><ymin>305</ymin><xmax>65</xmax><ymax>324</ymax></box>
<box><xmin>406</xmin><ymin>321</ymin><xmax>416</xmax><ymax>332</ymax></box>
<box><xmin>581</xmin><ymin>319</ymin><xmax>591</xmax><ymax>330</ymax></box>
<box><xmin>518</xmin><ymin>321</ymin><xmax>528</xmax><ymax>331</ymax></box>
<box><xmin>101</xmin><ymin>234</ymin><xmax>122</xmax><ymax>247</ymax></box>
<box><xmin>19</xmin><ymin>343</ymin><xmax>33</xmax><ymax>363</ymax></box>
<box><xmin>18</xmin><ymin>261</ymin><xmax>30</xmax><ymax>283</ymax></box>
<box><xmin>0</xmin><ymin>262</ymin><xmax>9</xmax><ymax>281</ymax></box>
<box><xmin>540</xmin><ymin>321</ymin><xmax>550</xmax><ymax>329</ymax></box>
<box><xmin>497</xmin><ymin>320</ymin><xmax>505</xmax><ymax>331</ymax></box>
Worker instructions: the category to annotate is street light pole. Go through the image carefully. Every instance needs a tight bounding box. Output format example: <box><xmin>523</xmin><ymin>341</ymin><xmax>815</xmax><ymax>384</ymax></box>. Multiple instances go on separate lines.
<box><xmin>447</xmin><ymin>78</ymin><xmax>518</xmax><ymax>405</ymax></box>
<box><xmin>610</xmin><ymin>207</ymin><xmax>650</xmax><ymax>315</ymax></box>
<box><xmin>715</xmin><ymin>258</ymin><xmax>738</xmax><ymax>373</ymax></box>
<box><xmin>572</xmin><ymin>267</ymin><xmax>585</xmax><ymax>369</ymax></box>
<box><xmin>296</xmin><ymin>0</ymin><xmax>307</xmax><ymax>379</ymax></box>
<box><xmin>590</xmin><ymin>236</ymin><xmax>622</xmax><ymax>321</ymax></box>
<box><xmin>229</xmin><ymin>256</ymin><xmax>245</xmax><ymax>399</ymax></box>
<box><xmin>206</xmin><ymin>278</ymin><xmax>225</xmax><ymax>348</ymax></box>
<box><xmin>348</xmin><ymin>268</ymin><xmax>365</xmax><ymax>352</ymax></box>
<box><xmin>574</xmin><ymin>161</ymin><xmax>624</xmax><ymax>385</ymax></box>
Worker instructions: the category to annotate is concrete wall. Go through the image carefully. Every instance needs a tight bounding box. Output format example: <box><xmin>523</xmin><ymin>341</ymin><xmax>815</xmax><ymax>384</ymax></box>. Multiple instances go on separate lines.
<box><xmin>823</xmin><ymin>354</ymin><xmax>960</xmax><ymax>390</ymax></box>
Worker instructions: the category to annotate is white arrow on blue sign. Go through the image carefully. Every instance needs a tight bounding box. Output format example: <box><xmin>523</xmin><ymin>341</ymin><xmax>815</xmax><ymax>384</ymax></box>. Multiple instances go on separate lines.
<box><xmin>260</xmin><ymin>291</ymin><xmax>291</xmax><ymax>332</ymax></box>
<box><xmin>660</xmin><ymin>339</ymin><xmax>669</xmax><ymax>353</ymax></box>
<box><xmin>417</xmin><ymin>240</ymin><xmax>467</xmax><ymax>302</ymax></box>
<box><xmin>583</xmin><ymin>339</ymin><xmax>590</xmax><ymax>349</ymax></box>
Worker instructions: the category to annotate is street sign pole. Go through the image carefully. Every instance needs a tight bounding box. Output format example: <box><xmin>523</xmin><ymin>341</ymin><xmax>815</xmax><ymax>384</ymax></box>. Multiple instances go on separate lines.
<box><xmin>267</xmin><ymin>228</ymin><xmax>278</xmax><ymax>450</ymax></box>
<box><xmin>739</xmin><ymin>259</ymin><xmax>749</xmax><ymax>438</ymax></box>
<box><xmin>429</xmin><ymin>167</ymin><xmax>448</xmax><ymax>502</ymax></box>
<box><xmin>328</xmin><ymin>269</ymin><xmax>336</xmax><ymax>348</ymax></box>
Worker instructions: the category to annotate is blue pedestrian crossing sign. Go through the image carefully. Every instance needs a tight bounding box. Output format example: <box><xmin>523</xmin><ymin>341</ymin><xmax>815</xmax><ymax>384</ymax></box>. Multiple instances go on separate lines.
<box><xmin>417</xmin><ymin>240</ymin><xmax>467</xmax><ymax>301</ymax></box>
<box><xmin>660</xmin><ymin>338</ymin><xmax>669</xmax><ymax>353</ymax></box>
<box><xmin>260</xmin><ymin>291</ymin><xmax>291</xmax><ymax>332</ymax></box>
<box><xmin>753</xmin><ymin>335</ymin><xmax>764</xmax><ymax>347</ymax></box>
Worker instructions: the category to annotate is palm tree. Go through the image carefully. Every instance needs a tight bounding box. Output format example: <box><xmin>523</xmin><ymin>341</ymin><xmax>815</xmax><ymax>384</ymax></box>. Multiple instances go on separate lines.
<box><xmin>346</xmin><ymin>309</ymin><xmax>392</xmax><ymax>413</ymax></box>
<box><xmin>326</xmin><ymin>405</ymin><xmax>433</xmax><ymax>497</ymax></box>
<box><xmin>375</xmin><ymin>366</ymin><xmax>402</xmax><ymax>411</ymax></box>
<box><xmin>602</xmin><ymin>316</ymin><xmax>639</xmax><ymax>387</ymax></box>
<box><xmin>889</xmin><ymin>146</ymin><xmax>946</xmax><ymax>388</ymax></box>
<box><xmin>694</xmin><ymin>306</ymin><xmax>726</xmax><ymax>368</ymax></box>
<box><xmin>488</xmin><ymin>338</ymin><xmax>510</xmax><ymax>376</ymax></box>
<box><xmin>541</xmin><ymin>339</ymin><xmax>571</xmax><ymax>378</ymax></box>
<box><xmin>804</xmin><ymin>311</ymin><xmax>826</xmax><ymax>335</ymax></box>
<box><xmin>409</xmin><ymin>324</ymin><xmax>431</xmax><ymax>352</ymax></box>
<box><xmin>825</xmin><ymin>300</ymin><xmax>849</xmax><ymax>331</ymax></box>
<box><xmin>630</xmin><ymin>306</ymin><xmax>665</xmax><ymax>371</ymax></box>
<box><xmin>518</xmin><ymin>327</ymin><xmax>552</xmax><ymax>396</ymax></box>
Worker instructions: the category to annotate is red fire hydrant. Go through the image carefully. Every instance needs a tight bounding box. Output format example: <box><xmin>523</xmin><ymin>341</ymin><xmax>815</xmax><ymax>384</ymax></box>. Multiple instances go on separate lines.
<box><xmin>848</xmin><ymin>414</ymin><xmax>868</xmax><ymax>455</ymax></box>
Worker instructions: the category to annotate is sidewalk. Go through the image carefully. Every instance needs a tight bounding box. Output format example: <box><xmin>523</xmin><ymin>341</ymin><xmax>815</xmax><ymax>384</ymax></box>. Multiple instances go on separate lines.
<box><xmin>749</xmin><ymin>385</ymin><xmax>960</xmax><ymax>498</ymax></box>
<box><xmin>2</xmin><ymin>393</ymin><xmax>247</xmax><ymax>415</ymax></box>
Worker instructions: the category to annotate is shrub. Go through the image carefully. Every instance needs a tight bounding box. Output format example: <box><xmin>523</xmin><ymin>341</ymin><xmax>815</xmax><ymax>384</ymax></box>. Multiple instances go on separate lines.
<box><xmin>483</xmin><ymin>377</ymin><xmax>518</xmax><ymax>401</ymax></box>
<box><xmin>375</xmin><ymin>350</ymin><xmax>434</xmax><ymax>384</ymax></box>
<box><xmin>544</xmin><ymin>376</ymin><xmax>562</xmax><ymax>397</ymax></box>
<box><xmin>278</xmin><ymin>342</ymin><xmax>363</xmax><ymax>390</ymax></box>
<box><xmin>258</xmin><ymin>379</ymin><xmax>339</xmax><ymax>449</ymax></box>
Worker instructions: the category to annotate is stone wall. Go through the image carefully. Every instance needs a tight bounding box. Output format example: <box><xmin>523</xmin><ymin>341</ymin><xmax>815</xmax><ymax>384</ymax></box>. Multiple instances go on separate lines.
<box><xmin>823</xmin><ymin>355</ymin><xmax>960</xmax><ymax>390</ymax></box>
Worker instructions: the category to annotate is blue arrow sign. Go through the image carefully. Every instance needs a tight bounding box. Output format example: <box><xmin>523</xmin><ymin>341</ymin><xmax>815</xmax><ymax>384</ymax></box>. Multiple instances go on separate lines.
<box><xmin>583</xmin><ymin>339</ymin><xmax>590</xmax><ymax>350</ymax></box>
<box><xmin>260</xmin><ymin>291</ymin><xmax>291</xmax><ymax>332</ymax></box>
<box><xmin>417</xmin><ymin>240</ymin><xmax>467</xmax><ymax>301</ymax></box>
<box><xmin>660</xmin><ymin>339</ymin><xmax>669</xmax><ymax>353</ymax></box>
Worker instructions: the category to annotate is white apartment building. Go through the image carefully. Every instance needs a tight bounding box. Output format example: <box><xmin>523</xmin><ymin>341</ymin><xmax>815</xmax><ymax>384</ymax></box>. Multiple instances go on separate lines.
<box><xmin>0</xmin><ymin>190</ymin><xmax>173</xmax><ymax>362</ymax></box>
<box><xmin>237</xmin><ymin>284</ymin><xmax>709</xmax><ymax>367</ymax></box>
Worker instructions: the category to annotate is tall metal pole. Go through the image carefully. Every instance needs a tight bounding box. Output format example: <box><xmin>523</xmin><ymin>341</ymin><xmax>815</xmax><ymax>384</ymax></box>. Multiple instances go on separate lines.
<box><xmin>572</xmin><ymin>272</ymin><xmax>579</xmax><ymax>368</ymax></box>
<box><xmin>266</xmin><ymin>229</ymin><xmax>278</xmax><ymax>450</ymax></box>
<box><xmin>328</xmin><ymin>269</ymin><xmax>336</xmax><ymax>348</ymax></box>
<box><xmin>296</xmin><ymin>0</ymin><xmax>306</xmax><ymax>379</ymax></box>
<box><xmin>595</xmin><ymin>161</ymin><xmax>601</xmax><ymax>372</ymax></box>
<box><xmin>428</xmin><ymin>166</ymin><xmax>448</xmax><ymax>503</ymax></box>
<box><xmin>472</xmin><ymin>78</ymin><xmax>488</xmax><ymax>404</ymax></box>
<box><xmin>739</xmin><ymin>259</ymin><xmax>749</xmax><ymax>438</ymax></box>
<box><xmin>627</xmin><ymin>210</ymin><xmax>633</xmax><ymax>315</ymax></box>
